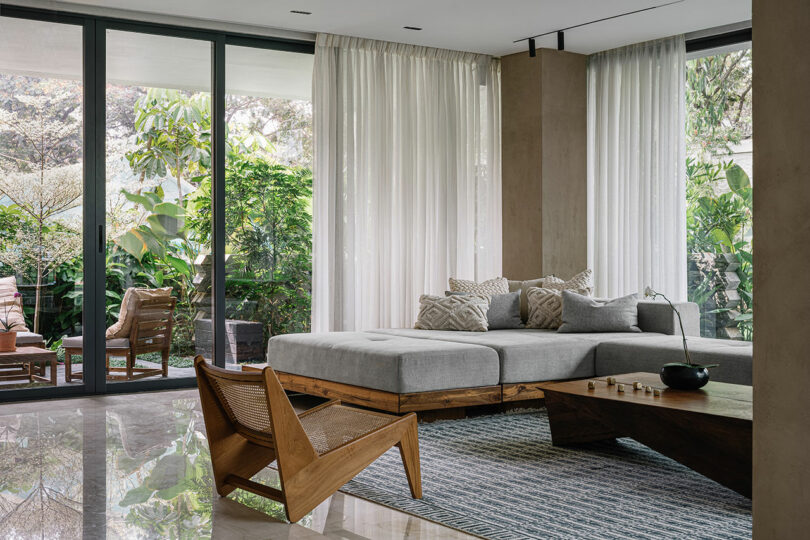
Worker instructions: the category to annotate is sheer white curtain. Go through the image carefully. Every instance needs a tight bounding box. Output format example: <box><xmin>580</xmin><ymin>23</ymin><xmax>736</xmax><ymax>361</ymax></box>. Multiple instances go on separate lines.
<box><xmin>587</xmin><ymin>36</ymin><xmax>687</xmax><ymax>300</ymax></box>
<box><xmin>312</xmin><ymin>34</ymin><xmax>502</xmax><ymax>332</ymax></box>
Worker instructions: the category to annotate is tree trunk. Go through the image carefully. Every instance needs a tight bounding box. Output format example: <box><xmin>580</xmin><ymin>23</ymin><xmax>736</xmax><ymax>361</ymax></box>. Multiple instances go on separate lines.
<box><xmin>34</xmin><ymin>222</ymin><xmax>43</xmax><ymax>334</ymax></box>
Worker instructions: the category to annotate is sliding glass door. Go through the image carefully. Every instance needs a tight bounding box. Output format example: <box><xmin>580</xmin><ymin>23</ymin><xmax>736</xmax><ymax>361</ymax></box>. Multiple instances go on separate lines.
<box><xmin>224</xmin><ymin>45</ymin><xmax>314</xmax><ymax>367</ymax></box>
<box><xmin>103</xmin><ymin>29</ymin><xmax>212</xmax><ymax>387</ymax></box>
<box><xmin>0</xmin><ymin>6</ymin><xmax>314</xmax><ymax>400</ymax></box>
<box><xmin>0</xmin><ymin>15</ymin><xmax>85</xmax><ymax>395</ymax></box>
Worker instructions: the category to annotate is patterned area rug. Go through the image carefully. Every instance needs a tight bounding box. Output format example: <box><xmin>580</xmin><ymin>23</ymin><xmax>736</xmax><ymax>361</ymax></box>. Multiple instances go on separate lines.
<box><xmin>341</xmin><ymin>410</ymin><xmax>751</xmax><ymax>540</ymax></box>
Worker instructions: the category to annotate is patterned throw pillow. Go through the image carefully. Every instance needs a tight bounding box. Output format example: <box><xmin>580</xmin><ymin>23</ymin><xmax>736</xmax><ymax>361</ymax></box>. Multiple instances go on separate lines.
<box><xmin>526</xmin><ymin>287</ymin><xmax>564</xmax><ymax>329</ymax></box>
<box><xmin>507</xmin><ymin>275</ymin><xmax>558</xmax><ymax>322</ymax></box>
<box><xmin>414</xmin><ymin>295</ymin><xmax>489</xmax><ymax>332</ymax></box>
<box><xmin>448</xmin><ymin>277</ymin><xmax>509</xmax><ymax>296</ymax></box>
<box><xmin>544</xmin><ymin>269</ymin><xmax>593</xmax><ymax>296</ymax></box>
<box><xmin>0</xmin><ymin>276</ymin><xmax>28</xmax><ymax>332</ymax></box>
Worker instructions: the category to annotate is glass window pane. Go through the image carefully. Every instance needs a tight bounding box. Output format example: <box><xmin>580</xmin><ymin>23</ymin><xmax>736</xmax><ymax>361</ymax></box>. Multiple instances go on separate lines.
<box><xmin>0</xmin><ymin>16</ymin><xmax>83</xmax><ymax>392</ymax></box>
<box><xmin>105</xmin><ymin>30</ymin><xmax>212</xmax><ymax>383</ymax></box>
<box><xmin>685</xmin><ymin>47</ymin><xmax>753</xmax><ymax>342</ymax></box>
<box><xmin>224</xmin><ymin>45</ymin><xmax>313</xmax><ymax>367</ymax></box>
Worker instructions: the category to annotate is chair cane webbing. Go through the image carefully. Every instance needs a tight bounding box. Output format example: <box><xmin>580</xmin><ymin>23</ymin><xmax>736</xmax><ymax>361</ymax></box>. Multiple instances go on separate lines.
<box><xmin>208</xmin><ymin>377</ymin><xmax>273</xmax><ymax>435</ymax></box>
<box><xmin>299</xmin><ymin>404</ymin><xmax>394</xmax><ymax>455</ymax></box>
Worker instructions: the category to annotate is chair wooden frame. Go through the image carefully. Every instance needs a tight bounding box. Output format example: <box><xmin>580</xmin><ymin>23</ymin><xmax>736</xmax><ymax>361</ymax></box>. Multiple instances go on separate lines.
<box><xmin>65</xmin><ymin>297</ymin><xmax>176</xmax><ymax>382</ymax></box>
<box><xmin>194</xmin><ymin>357</ymin><xmax>422</xmax><ymax>522</ymax></box>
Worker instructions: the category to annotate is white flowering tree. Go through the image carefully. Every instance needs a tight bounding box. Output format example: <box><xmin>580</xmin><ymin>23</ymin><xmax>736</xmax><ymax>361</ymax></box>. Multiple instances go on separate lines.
<box><xmin>0</xmin><ymin>92</ymin><xmax>82</xmax><ymax>333</ymax></box>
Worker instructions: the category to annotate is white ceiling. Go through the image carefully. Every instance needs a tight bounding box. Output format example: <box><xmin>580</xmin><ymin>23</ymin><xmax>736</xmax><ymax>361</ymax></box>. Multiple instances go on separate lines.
<box><xmin>0</xmin><ymin>16</ymin><xmax>314</xmax><ymax>99</ymax></box>
<box><xmin>52</xmin><ymin>0</ymin><xmax>752</xmax><ymax>56</ymax></box>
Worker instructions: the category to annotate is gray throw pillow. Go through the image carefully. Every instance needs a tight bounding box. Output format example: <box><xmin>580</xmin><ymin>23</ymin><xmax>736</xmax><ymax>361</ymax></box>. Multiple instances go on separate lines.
<box><xmin>557</xmin><ymin>290</ymin><xmax>641</xmax><ymax>333</ymax></box>
<box><xmin>445</xmin><ymin>290</ymin><xmax>523</xmax><ymax>329</ymax></box>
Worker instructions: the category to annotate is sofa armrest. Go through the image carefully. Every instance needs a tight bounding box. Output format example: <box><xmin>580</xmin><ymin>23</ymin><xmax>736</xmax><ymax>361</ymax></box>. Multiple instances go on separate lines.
<box><xmin>637</xmin><ymin>300</ymin><xmax>700</xmax><ymax>336</ymax></box>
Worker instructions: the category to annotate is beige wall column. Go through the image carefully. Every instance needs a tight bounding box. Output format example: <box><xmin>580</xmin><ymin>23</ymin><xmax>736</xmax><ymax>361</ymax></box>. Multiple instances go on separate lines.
<box><xmin>753</xmin><ymin>0</ymin><xmax>810</xmax><ymax>536</ymax></box>
<box><xmin>501</xmin><ymin>49</ymin><xmax>587</xmax><ymax>280</ymax></box>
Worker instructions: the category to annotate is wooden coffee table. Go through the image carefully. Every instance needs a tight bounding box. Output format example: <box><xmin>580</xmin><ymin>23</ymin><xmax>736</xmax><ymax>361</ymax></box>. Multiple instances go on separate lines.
<box><xmin>0</xmin><ymin>347</ymin><xmax>58</xmax><ymax>386</ymax></box>
<box><xmin>540</xmin><ymin>372</ymin><xmax>752</xmax><ymax>497</ymax></box>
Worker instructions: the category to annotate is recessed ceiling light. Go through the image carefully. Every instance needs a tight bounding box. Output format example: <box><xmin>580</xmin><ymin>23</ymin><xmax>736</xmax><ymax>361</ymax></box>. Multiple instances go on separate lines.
<box><xmin>290</xmin><ymin>10</ymin><xmax>312</xmax><ymax>15</ymax></box>
<box><xmin>403</xmin><ymin>26</ymin><xmax>422</xmax><ymax>31</ymax></box>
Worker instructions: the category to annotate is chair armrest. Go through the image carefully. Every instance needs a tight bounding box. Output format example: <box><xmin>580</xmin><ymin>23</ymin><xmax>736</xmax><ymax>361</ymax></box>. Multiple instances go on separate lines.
<box><xmin>637</xmin><ymin>300</ymin><xmax>700</xmax><ymax>336</ymax></box>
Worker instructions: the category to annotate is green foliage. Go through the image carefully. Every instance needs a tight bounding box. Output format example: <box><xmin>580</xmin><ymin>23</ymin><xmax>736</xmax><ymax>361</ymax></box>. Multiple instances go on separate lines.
<box><xmin>189</xmin><ymin>147</ymin><xmax>313</xmax><ymax>337</ymax></box>
<box><xmin>2</xmin><ymin>80</ymin><xmax>312</xmax><ymax>357</ymax></box>
<box><xmin>113</xmin><ymin>186</ymin><xmax>201</xmax><ymax>355</ymax></box>
<box><xmin>686</xmin><ymin>49</ymin><xmax>752</xmax><ymax>157</ymax></box>
<box><xmin>126</xmin><ymin>89</ymin><xmax>211</xmax><ymax>199</ymax></box>
<box><xmin>686</xmin><ymin>159</ymin><xmax>753</xmax><ymax>340</ymax></box>
<box><xmin>686</xmin><ymin>48</ymin><xmax>753</xmax><ymax>341</ymax></box>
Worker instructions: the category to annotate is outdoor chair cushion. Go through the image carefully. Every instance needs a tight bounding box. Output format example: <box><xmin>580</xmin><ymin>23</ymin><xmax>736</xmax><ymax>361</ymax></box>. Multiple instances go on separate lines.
<box><xmin>62</xmin><ymin>336</ymin><xmax>130</xmax><ymax>349</ymax></box>
<box><xmin>15</xmin><ymin>331</ymin><xmax>44</xmax><ymax>345</ymax></box>
<box><xmin>0</xmin><ymin>276</ymin><xmax>29</xmax><ymax>332</ymax></box>
<box><xmin>106</xmin><ymin>287</ymin><xmax>172</xmax><ymax>339</ymax></box>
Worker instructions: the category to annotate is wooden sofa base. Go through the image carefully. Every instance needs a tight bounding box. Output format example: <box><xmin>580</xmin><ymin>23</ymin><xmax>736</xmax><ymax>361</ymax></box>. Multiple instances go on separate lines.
<box><xmin>241</xmin><ymin>365</ymin><xmax>550</xmax><ymax>414</ymax></box>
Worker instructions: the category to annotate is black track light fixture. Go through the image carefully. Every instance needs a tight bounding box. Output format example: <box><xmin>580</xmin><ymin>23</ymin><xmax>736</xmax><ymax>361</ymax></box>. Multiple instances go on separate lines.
<box><xmin>515</xmin><ymin>0</ymin><xmax>684</xmax><ymax>52</ymax></box>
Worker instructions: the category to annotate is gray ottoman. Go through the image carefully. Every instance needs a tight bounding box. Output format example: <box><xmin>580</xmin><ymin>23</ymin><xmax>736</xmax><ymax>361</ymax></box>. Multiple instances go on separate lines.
<box><xmin>266</xmin><ymin>331</ymin><xmax>500</xmax><ymax>393</ymax></box>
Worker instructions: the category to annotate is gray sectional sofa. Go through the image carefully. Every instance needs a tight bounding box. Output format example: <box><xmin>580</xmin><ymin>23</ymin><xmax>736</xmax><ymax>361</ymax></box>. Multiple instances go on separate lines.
<box><xmin>264</xmin><ymin>300</ymin><xmax>752</xmax><ymax>414</ymax></box>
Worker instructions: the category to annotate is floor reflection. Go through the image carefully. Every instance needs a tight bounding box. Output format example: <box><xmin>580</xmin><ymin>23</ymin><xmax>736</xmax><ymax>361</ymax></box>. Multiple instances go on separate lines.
<box><xmin>0</xmin><ymin>390</ymin><xmax>473</xmax><ymax>539</ymax></box>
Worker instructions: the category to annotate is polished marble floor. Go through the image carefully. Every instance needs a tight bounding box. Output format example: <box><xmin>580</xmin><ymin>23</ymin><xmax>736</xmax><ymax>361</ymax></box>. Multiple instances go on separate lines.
<box><xmin>0</xmin><ymin>390</ymin><xmax>475</xmax><ymax>539</ymax></box>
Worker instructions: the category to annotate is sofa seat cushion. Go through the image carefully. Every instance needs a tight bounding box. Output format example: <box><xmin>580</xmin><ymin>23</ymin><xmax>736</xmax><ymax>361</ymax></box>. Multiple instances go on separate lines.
<box><xmin>265</xmin><ymin>332</ymin><xmax>500</xmax><ymax>394</ymax></box>
<box><xmin>15</xmin><ymin>331</ymin><xmax>44</xmax><ymax>345</ymax></box>
<box><xmin>371</xmin><ymin>329</ymin><xmax>665</xmax><ymax>384</ymax></box>
<box><xmin>595</xmin><ymin>336</ymin><xmax>753</xmax><ymax>385</ymax></box>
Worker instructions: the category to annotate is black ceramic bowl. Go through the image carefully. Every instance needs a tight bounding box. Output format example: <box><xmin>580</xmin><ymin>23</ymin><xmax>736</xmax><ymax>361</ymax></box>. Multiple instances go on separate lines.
<box><xmin>660</xmin><ymin>363</ymin><xmax>710</xmax><ymax>390</ymax></box>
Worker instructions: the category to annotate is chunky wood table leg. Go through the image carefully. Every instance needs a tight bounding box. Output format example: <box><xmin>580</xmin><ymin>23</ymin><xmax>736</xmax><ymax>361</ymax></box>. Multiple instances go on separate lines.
<box><xmin>543</xmin><ymin>386</ymin><xmax>752</xmax><ymax>498</ymax></box>
<box><xmin>50</xmin><ymin>356</ymin><xmax>57</xmax><ymax>386</ymax></box>
<box><xmin>544</xmin><ymin>390</ymin><xmax>625</xmax><ymax>445</ymax></box>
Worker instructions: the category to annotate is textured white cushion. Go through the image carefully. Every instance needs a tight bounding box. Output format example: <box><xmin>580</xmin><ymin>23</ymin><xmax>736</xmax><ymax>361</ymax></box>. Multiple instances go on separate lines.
<box><xmin>448</xmin><ymin>277</ymin><xmax>509</xmax><ymax>296</ymax></box>
<box><xmin>62</xmin><ymin>336</ymin><xmax>130</xmax><ymax>349</ymax></box>
<box><xmin>507</xmin><ymin>276</ymin><xmax>558</xmax><ymax>322</ymax></box>
<box><xmin>0</xmin><ymin>276</ymin><xmax>29</xmax><ymax>332</ymax></box>
<box><xmin>544</xmin><ymin>269</ymin><xmax>593</xmax><ymax>296</ymax></box>
<box><xmin>414</xmin><ymin>295</ymin><xmax>489</xmax><ymax>332</ymax></box>
<box><xmin>106</xmin><ymin>287</ymin><xmax>172</xmax><ymax>339</ymax></box>
<box><xmin>526</xmin><ymin>288</ymin><xmax>564</xmax><ymax>329</ymax></box>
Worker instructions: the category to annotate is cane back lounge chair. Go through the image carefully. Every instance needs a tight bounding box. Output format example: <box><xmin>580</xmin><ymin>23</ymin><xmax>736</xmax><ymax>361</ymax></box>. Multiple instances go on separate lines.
<box><xmin>64</xmin><ymin>295</ymin><xmax>176</xmax><ymax>381</ymax></box>
<box><xmin>194</xmin><ymin>357</ymin><xmax>422</xmax><ymax>522</ymax></box>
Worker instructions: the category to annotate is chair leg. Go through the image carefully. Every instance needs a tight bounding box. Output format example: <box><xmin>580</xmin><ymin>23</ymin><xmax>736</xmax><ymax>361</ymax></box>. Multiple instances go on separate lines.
<box><xmin>126</xmin><ymin>350</ymin><xmax>133</xmax><ymax>380</ymax></box>
<box><xmin>162</xmin><ymin>348</ymin><xmax>169</xmax><ymax>377</ymax></box>
<box><xmin>397</xmin><ymin>415</ymin><xmax>422</xmax><ymax>499</ymax></box>
<box><xmin>65</xmin><ymin>351</ymin><xmax>72</xmax><ymax>382</ymax></box>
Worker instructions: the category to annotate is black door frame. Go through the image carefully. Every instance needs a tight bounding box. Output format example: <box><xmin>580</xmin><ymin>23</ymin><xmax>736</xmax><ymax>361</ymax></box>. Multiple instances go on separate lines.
<box><xmin>0</xmin><ymin>4</ymin><xmax>313</xmax><ymax>401</ymax></box>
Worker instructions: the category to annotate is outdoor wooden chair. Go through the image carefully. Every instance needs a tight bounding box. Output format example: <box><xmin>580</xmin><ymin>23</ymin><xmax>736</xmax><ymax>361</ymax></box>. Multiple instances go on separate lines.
<box><xmin>64</xmin><ymin>296</ymin><xmax>176</xmax><ymax>381</ymax></box>
<box><xmin>194</xmin><ymin>357</ymin><xmax>422</xmax><ymax>522</ymax></box>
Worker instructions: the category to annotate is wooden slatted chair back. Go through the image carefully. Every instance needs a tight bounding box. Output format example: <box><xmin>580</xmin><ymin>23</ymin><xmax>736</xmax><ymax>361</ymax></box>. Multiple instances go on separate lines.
<box><xmin>130</xmin><ymin>297</ymin><xmax>176</xmax><ymax>355</ymax></box>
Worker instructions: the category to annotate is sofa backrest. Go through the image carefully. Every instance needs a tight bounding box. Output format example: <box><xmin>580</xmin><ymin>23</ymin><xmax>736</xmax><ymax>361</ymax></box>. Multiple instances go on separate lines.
<box><xmin>637</xmin><ymin>300</ymin><xmax>700</xmax><ymax>336</ymax></box>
